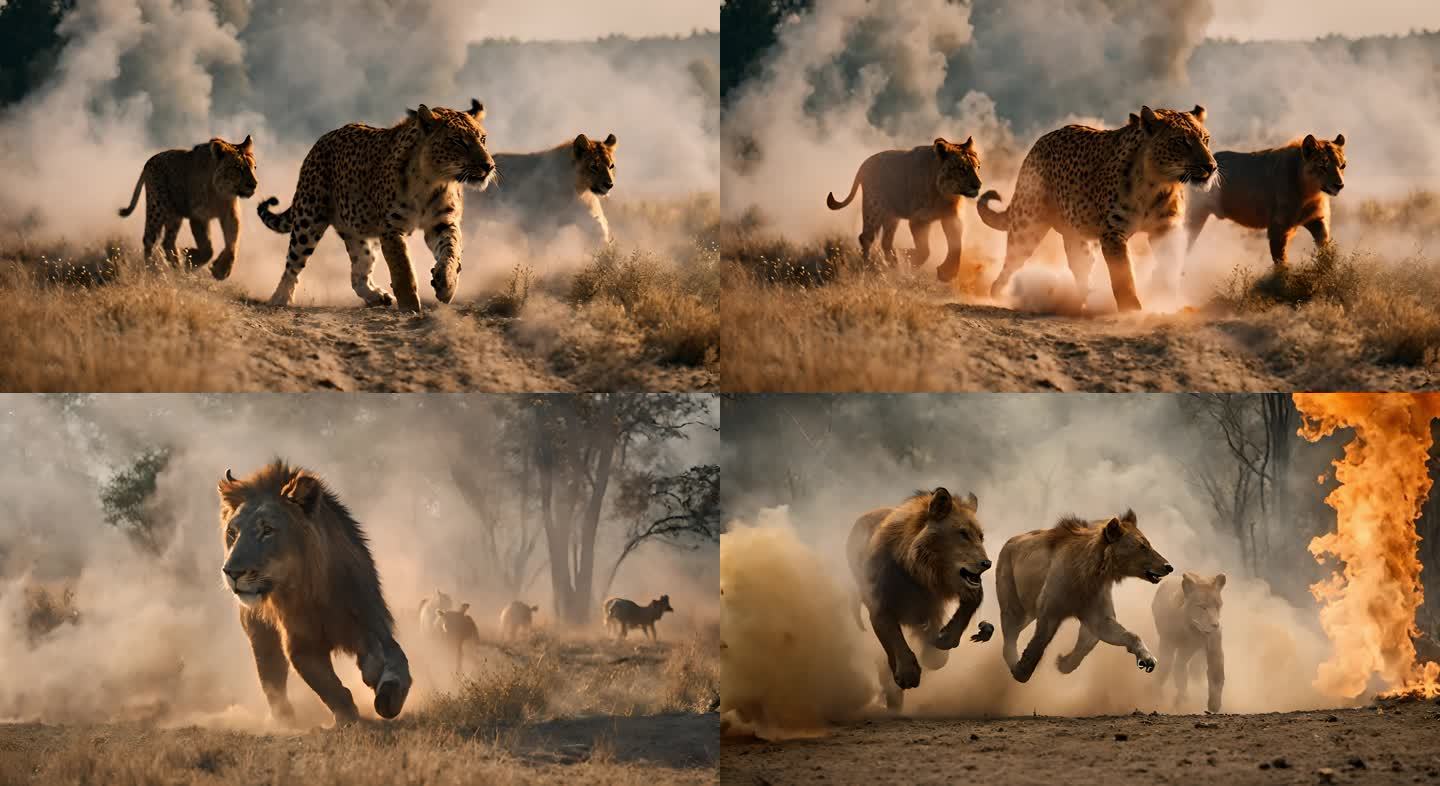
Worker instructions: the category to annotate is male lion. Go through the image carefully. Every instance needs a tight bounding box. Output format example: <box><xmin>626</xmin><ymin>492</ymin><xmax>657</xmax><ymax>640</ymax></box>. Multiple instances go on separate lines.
<box><xmin>1185</xmin><ymin>134</ymin><xmax>1347</xmax><ymax>266</ymax></box>
<box><xmin>258</xmin><ymin>100</ymin><xmax>494</xmax><ymax>312</ymax></box>
<box><xmin>482</xmin><ymin>133</ymin><xmax>618</xmax><ymax>245</ymax></box>
<box><xmin>499</xmin><ymin>600</ymin><xmax>540</xmax><ymax>641</ymax></box>
<box><xmin>979</xmin><ymin>106</ymin><xmax>1216</xmax><ymax>311</ymax></box>
<box><xmin>1152</xmin><ymin>572</ymin><xmax>1226</xmax><ymax>712</ymax></box>
<box><xmin>826</xmin><ymin>137</ymin><xmax>983</xmax><ymax>281</ymax></box>
<box><xmin>846</xmin><ymin>487</ymin><xmax>994</xmax><ymax>708</ymax></box>
<box><xmin>219</xmin><ymin>461</ymin><xmax>411</xmax><ymax>726</ymax></box>
<box><xmin>996</xmin><ymin>509</ymin><xmax>1172</xmax><ymax>683</ymax></box>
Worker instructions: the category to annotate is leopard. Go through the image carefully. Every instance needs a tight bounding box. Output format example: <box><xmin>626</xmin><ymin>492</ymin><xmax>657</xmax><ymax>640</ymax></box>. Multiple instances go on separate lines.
<box><xmin>118</xmin><ymin>135</ymin><xmax>257</xmax><ymax>279</ymax></box>
<box><xmin>978</xmin><ymin>106</ymin><xmax>1217</xmax><ymax>312</ymax></box>
<box><xmin>258</xmin><ymin>100</ymin><xmax>495</xmax><ymax>313</ymax></box>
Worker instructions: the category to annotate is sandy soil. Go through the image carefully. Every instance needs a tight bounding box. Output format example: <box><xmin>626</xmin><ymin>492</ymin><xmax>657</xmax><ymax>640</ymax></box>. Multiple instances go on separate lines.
<box><xmin>721</xmin><ymin>706</ymin><xmax>1440</xmax><ymax>786</ymax></box>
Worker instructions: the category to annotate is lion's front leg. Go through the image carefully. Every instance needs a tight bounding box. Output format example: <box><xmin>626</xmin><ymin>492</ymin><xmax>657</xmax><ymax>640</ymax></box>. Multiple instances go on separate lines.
<box><xmin>933</xmin><ymin>589</ymin><xmax>982</xmax><ymax>650</ymax></box>
<box><xmin>289</xmin><ymin>645</ymin><xmax>360</xmax><ymax>727</ymax></box>
<box><xmin>240</xmin><ymin>610</ymin><xmax>295</xmax><ymax>725</ymax></box>
<box><xmin>379</xmin><ymin>234</ymin><xmax>421</xmax><ymax>313</ymax></box>
<box><xmin>357</xmin><ymin>633</ymin><xmax>412</xmax><ymax>720</ymax></box>
<box><xmin>869</xmin><ymin>607</ymin><xmax>920</xmax><ymax>690</ymax></box>
<box><xmin>423</xmin><ymin>217</ymin><xmax>463</xmax><ymax>304</ymax></box>
<box><xmin>1100</xmin><ymin>229</ymin><xmax>1142</xmax><ymax>312</ymax></box>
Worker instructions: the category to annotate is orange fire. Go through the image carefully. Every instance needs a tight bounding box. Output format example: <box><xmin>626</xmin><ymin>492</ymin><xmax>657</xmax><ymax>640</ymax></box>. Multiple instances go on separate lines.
<box><xmin>1293</xmin><ymin>393</ymin><xmax>1440</xmax><ymax>701</ymax></box>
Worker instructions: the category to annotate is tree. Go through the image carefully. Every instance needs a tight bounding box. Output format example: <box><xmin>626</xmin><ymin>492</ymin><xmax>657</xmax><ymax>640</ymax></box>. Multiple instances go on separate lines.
<box><xmin>602</xmin><ymin>463</ymin><xmax>721</xmax><ymax>601</ymax></box>
<box><xmin>0</xmin><ymin>0</ymin><xmax>74</xmax><ymax>108</ymax></box>
<box><xmin>525</xmin><ymin>394</ymin><xmax>712</xmax><ymax>625</ymax></box>
<box><xmin>719</xmin><ymin>0</ymin><xmax>811</xmax><ymax>102</ymax></box>
<box><xmin>98</xmin><ymin>447</ymin><xmax>172</xmax><ymax>555</ymax></box>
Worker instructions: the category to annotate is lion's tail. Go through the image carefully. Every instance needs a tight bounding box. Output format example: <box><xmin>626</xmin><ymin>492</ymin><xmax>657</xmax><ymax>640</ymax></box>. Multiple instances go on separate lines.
<box><xmin>118</xmin><ymin>171</ymin><xmax>145</xmax><ymax>218</ymax></box>
<box><xmin>976</xmin><ymin>190</ymin><xmax>1010</xmax><ymax>231</ymax></box>
<box><xmin>826</xmin><ymin>166</ymin><xmax>862</xmax><ymax>211</ymax></box>
<box><xmin>257</xmin><ymin>196</ymin><xmax>293</xmax><ymax>234</ymax></box>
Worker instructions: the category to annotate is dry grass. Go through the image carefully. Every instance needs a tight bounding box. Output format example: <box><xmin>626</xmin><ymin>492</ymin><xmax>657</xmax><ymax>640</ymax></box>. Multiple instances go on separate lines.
<box><xmin>0</xmin><ymin>629</ymin><xmax>719</xmax><ymax>785</ymax></box>
<box><xmin>720</xmin><ymin>220</ymin><xmax>959</xmax><ymax>391</ymax></box>
<box><xmin>0</xmin><ymin>240</ymin><xmax>245</xmax><ymax>391</ymax></box>
<box><xmin>569</xmin><ymin>245</ymin><xmax>720</xmax><ymax>368</ymax></box>
<box><xmin>1215</xmin><ymin>245</ymin><xmax>1440</xmax><ymax>367</ymax></box>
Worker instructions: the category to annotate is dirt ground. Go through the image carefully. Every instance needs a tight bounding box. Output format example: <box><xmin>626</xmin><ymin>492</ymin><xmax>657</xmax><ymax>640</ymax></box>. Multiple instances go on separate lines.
<box><xmin>721</xmin><ymin>706</ymin><xmax>1440</xmax><ymax>786</ymax></box>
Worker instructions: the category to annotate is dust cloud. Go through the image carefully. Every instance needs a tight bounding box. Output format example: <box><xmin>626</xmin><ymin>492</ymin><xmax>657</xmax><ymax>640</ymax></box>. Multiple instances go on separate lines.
<box><xmin>0</xmin><ymin>393</ymin><xmax>719</xmax><ymax>727</ymax></box>
<box><xmin>720</xmin><ymin>394</ymin><xmax>1349</xmax><ymax>734</ymax></box>
<box><xmin>723</xmin><ymin>0</ymin><xmax>1440</xmax><ymax>309</ymax></box>
<box><xmin>0</xmin><ymin>1</ymin><xmax>718</xmax><ymax>304</ymax></box>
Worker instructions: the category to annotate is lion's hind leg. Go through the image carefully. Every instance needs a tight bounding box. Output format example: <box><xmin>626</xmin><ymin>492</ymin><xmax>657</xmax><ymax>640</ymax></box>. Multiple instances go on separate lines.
<box><xmin>290</xmin><ymin>647</ymin><xmax>361</xmax><ymax>726</ymax></box>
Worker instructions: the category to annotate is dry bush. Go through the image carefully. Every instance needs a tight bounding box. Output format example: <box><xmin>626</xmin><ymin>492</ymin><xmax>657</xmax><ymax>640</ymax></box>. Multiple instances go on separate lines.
<box><xmin>421</xmin><ymin>650</ymin><xmax>560</xmax><ymax>729</ymax></box>
<box><xmin>0</xmin><ymin>241</ymin><xmax>244</xmax><ymax>391</ymax></box>
<box><xmin>1215</xmin><ymin>246</ymin><xmax>1440</xmax><ymax>367</ymax></box>
<box><xmin>569</xmin><ymin>245</ymin><xmax>719</xmax><ymax>367</ymax></box>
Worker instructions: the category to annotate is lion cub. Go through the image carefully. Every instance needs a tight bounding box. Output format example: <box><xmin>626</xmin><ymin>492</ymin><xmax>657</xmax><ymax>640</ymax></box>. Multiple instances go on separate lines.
<box><xmin>846</xmin><ymin>487</ymin><xmax>994</xmax><ymax>709</ymax></box>
<box><xmin>499</xmin><ymin>600</ymin><xmax>540</xmax><ymax>640</ymax></box>
<box><xmin>996</xmin><ymin>510</ymin><xmax>1172</xmax><ymax>682</ymax></box>
<box><xmin>1152</xmin><ymin>572</ymin><xmax>1226</xmax><ymax>712</ymax></box>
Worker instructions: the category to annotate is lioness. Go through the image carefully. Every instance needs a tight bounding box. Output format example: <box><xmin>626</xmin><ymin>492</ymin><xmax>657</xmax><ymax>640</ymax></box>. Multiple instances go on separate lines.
<box><xmin>499</xmin><ymin>600</ymin><xmax>540</xmax><ymax>640</ymax></box>
<box><xmin>1185</xmin><ymin>133</ymin><xmax>1347</xmax><ymax>266</ymax></box>
<box><xmin>219</xmin><ymin>461</ymin><xmax>412</xmax><ymax>726</ymax></box>
<box><xmin>484</xmin><ymin>133</ymin><xmax>618</xmax><ymax>245</ymax></box>
<box><xmin>826</xmin><ymin>137</ymin><xmax>983</xmax><ymax>281</ymax></box>
<box><xmin>417</xmin><ymin>588</ymin><xmax>453</xmax><ymax>638</ymax></box>
<box><xmin>996</xmin><ymin>510</ymin><xmax>1172</xmax><ymax>682</ymax></box>
<box><xmin>846</xmin><ymin>487</ymin><xmax>993</xmax><ymax>708</ymax></box>
<box><xmin>1152</xmin><ymin>572</ymin><xmax>1225</xmax><ymax>712</ymax></box>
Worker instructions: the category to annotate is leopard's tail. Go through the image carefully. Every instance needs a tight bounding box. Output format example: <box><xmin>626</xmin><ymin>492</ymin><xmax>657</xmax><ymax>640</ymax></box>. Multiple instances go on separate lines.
<box><xmin>976</xmin><ymin>189</ymin><xmax>1010</xmax><ymax>231</ymax></box>
<box><xmin>826</xmin><ymin>166</ymin><xmax>862</xmax><ymax>210</ymax></box>
<box><xmin>117</xmin><ymin>172</ymin><xmax>144</xmax><ymax>218</ymax></box>
<box><xmin>257</xmin><ymin>196</ymin><xmax>293</xmax><ymax>233</ymax></box>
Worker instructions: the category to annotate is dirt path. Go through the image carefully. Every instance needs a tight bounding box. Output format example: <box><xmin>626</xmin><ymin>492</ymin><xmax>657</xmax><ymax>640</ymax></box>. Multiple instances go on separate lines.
<box><xmin>225</xmin><ymin>301</ymin><xmax>713</xmax><ymax>392</ymax></box>
<box><xmin>721</xmin><ymin>707</ymin><xmax>1440</xmax><ymax>785</ymax></box>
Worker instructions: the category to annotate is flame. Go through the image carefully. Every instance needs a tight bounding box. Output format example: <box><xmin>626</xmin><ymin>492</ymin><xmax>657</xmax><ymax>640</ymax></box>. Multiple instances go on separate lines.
<box><xmin>1293</xmin><ymin>393</ymin><xmax>1440</xmax><ymax>701</ymax></box>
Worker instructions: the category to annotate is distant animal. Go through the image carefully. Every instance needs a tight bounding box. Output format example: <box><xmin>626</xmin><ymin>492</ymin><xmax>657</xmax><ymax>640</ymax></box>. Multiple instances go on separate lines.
<box><xmin>258</xmin><ymin>100</ymin><xmax>495</xmax><ymax>312</ymax></box>
<box><xmin>436</xmin><ymin>602</ymin><xmax>481</xmax><ymax>674</ymax></box>
<box><xmin>118</xmin><ymin>135</ymin><xmax>257</xmax><ymax>279</ymax></box>
<box><xmin>218</xmin><ymin>460</ymin><xmax>411</xmax><ymax>726</ymax></box>
<box><xmin>1152</xmin><ymin>571</ymin><xmax>1226</xmax><ymax>712</ymax></box>
<box><xmin>995</xmin><ymin>509</ymin><xmax>1173</xmax><ymax>683</ymax></box>
<box><xmin>23</xmin><ymin>585</ymin><xmax>81</xmax><ymax>645</ymax></box>
<box><xmin>845</xmin><ymin>487</ymin><xmax>993</xmax><ymax>710</ymax></box>
<box><xmin>417</xmin><ymin>589</ymin><xmax>454</xmax><ymax>638</ymax></box>
<box><xmin>979</xmin><ymin>106</ymin><xmax>1217</xmax><ymax>311</ymax></box>
<box><xmin>482</xmin><ymin>133</ymin><xmax>618</xmax><ymax>245</ymax></box>
<box><xmin>826</xmin><ymin>137</ymin><xmax>983</xmax><ymax>282</ymax></box>
<box><xmin>1184</xmin><ymin>134</ymin><xmax>1347</xmax><ymax>266</ymax></box>
<box><xmin>603</xmin><ymin>594</ymin><xmax>674</xmax><ymax>641</ymax></box>
<box><xmin>499</xmin><ymin>600</ymin><xmax>540</xmax><ymax>640</ymax></box>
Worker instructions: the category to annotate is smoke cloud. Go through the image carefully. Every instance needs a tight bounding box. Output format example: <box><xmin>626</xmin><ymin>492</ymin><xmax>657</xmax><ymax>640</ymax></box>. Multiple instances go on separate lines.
<box><xmin>0</xmin><ymin>1</ymin><xmax>718</xmax><ymax>302</ymax></box>
<box><xmin>0</xmin><ymin>393</ymin><xmax>719</xmax><ymax>726</ymax></box>
<box><xmin>723</xmin><ymin>1</ymin><xmax>1440</xmax><ymax>306</ymax></box>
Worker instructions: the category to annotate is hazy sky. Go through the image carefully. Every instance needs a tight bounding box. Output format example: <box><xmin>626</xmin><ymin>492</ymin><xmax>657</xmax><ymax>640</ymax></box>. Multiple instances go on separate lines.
<box><xmin>1206</xmin><ymin>0</ymin><xmax>1440</xmax><ymax>40</ymax></box>
<box><xmin>474</xmin><ymin>0</ymin><xmax>716</xmax><ymax>40</ymax></box>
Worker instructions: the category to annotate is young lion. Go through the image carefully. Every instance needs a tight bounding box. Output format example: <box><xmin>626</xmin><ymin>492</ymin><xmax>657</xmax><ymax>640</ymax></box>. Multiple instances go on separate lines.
<box><xmin>996</xmin><ymin>510</ymin><xmax>1172</xmax><ymax>683</ymax></box>
<box><xmin>826</xmin><ymin>137</ymin><xmax>983</xmax><ymax>281</ymax></box>
<box><xmin>1185</xmin><ymin>134</ymin><xmax>1347</xmax><ymax>266</ymax></box>
<box><xmin>846</xmin><ymin>487</ymin><xmax>994</xmax><ymax>708</ymax></box>
<box><xmin>1152</xmin><ymin>572</ymin><xmax>1226</xmax><ymax>712</ymax></box>
<box><xmin>979</xmin><ymin>106</ymin><xmax>1216</xmax><ymax>311</ymax></box>
<box><xmin>484</xmin><ymin>133</ymin><xmax>618</xmax><ymax>245</ymax></box>
<box><xmin>118</xmin><ymin>135</ymin><xmax>257</xmax><ymax>278</ymax></box>
<box><xmin>435</xmin><ymin>603</ymin><xmax>481</xmax><ymax>674</ymax></box>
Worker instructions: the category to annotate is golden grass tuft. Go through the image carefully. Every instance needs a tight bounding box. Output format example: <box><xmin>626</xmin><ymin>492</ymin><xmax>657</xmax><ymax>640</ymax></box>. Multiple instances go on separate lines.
<box><xmin>0</xmin><ymin>242</ymin><xmax>244</xmax><ymax>391</ymax></box>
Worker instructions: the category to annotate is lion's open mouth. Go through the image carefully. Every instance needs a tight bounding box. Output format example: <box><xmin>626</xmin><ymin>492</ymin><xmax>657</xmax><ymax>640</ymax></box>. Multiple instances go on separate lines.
<box><xmin>959</xmin><ymin>568</ymin><xmax>983</xmax><ymax>588</ymax></box>
<box><xmin>1144</xmin><ymin>570</ymin><xmax>1165</xmax><ymax>584</ymax></box>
